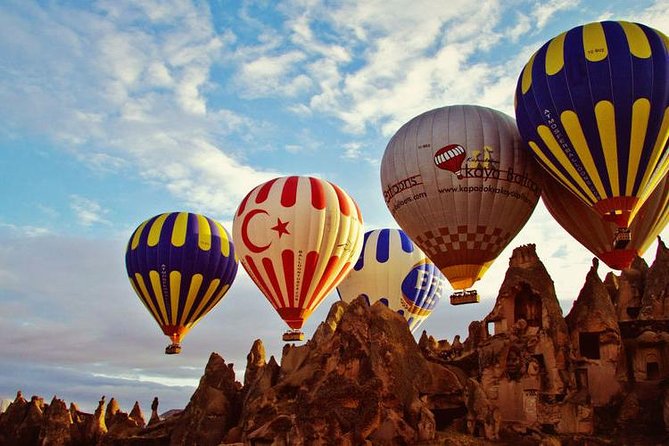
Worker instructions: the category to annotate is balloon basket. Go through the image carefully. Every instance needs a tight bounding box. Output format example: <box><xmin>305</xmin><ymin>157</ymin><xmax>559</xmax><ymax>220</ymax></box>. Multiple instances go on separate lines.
<box><xmin>613</xmin><ymin>228</ymin><xmax>631</xmax><ymax>250</ymax></box>
<box><xmin>282</xmin><ymin>330</ymin><xmax>304</xmax><ymax>342</ymax></box>
<box><xmin>450</xmin><ymin>290</ymin><xmax>480</xmax><ymax>305</ymax></box>
<box><xmin>165</xmin><ymin>343</ymin><xmax>182</xmax><ymax>355</ymax></box>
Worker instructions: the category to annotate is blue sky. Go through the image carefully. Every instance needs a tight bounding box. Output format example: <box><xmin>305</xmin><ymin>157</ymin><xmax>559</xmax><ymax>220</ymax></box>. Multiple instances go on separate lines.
<box><xmin>1</xmin><ymin>0</ymin><xmax>667</xmax><ymax>412</ymax></box>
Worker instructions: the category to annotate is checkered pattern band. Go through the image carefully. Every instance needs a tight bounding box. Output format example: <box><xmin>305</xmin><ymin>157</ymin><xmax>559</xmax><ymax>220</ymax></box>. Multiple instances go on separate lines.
<box><xmin>415</xmin><ymin>225</ymin><xmax>511</xmax><ymax>266</ymax></box>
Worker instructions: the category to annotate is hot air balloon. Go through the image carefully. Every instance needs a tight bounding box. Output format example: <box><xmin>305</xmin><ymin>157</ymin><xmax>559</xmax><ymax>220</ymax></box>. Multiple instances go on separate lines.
<box><xmin>232</xmin><ymin>176</ymin><xmax>364</xmax><ymax>341</ymax></box>
<box><xmin>125</xmin><ymin>212</ymin><xmax>238</xmax><ymax>354</ymax></box>
<box><xmin>515</xmin><ymin>20</ymin><xmax>669</xmax><ymax>249</ymax></box>
<box><xmin>542</xmin><ymin>173</ymin><xmax>669</xmax><ymax>270</ymax></box>
<box><xmin>380</xmin><ymin>105</ymin><xmax>542</xmax><ymax>305</ymax></box>
<box><xmin>336</xmin><ymin>228</ymin><xmax>446</xmax><ymax>332</ymax></box>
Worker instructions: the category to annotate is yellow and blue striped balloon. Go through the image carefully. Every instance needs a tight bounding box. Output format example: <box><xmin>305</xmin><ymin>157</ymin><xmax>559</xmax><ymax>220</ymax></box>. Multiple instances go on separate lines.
<box><xmin>336</xmin><ymin>228</ymin><xmax>445</xmax><ymax>333</ymax></box>
<box><xmin>125</xmin><ymin>212</ymin><xmax>238</xmax><ymax>353</ymax></box>
<box><xmin>515</xmin><ymin>21</ymin><xmax>669</xmax><ymax>229</ymax></box>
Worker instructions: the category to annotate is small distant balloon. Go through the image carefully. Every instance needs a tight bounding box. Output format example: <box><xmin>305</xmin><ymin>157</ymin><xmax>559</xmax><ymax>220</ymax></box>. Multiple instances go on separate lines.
<box><xmin>336</xmin><ymin>228</ymin><xmax>446</xmax><ymax>332</ymax></box>
<box><xmin>125</xmin><ymin>212</ymin><xmax>238</xmax><ymax>354</ymax></box>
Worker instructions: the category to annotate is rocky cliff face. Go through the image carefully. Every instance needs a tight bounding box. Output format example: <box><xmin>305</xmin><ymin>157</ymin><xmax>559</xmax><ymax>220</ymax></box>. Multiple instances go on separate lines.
<box><xmin>2</xmin><ymin>240</ymin><xmax>669</xmax><ymax>446</ymax></box>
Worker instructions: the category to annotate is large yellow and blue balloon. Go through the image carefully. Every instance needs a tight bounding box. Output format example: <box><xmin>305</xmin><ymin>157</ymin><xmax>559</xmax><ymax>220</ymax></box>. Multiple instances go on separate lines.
<box><xmin>515</xmin><ymin>21</ymin><xmax>669</xmax><ymax>230</ymax></box>
<box><xmin>336</xmin><ymin>228</ymin><xmax>446</xmax><ymax>332</ymax></box>
<box><xmin>125</xmin><ymin>212</ymin><xmax>238</xmax><ymax>354</ymax></box>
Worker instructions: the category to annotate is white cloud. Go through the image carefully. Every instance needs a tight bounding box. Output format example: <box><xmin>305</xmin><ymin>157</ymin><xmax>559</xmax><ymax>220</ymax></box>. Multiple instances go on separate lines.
<box><xmin>342</xmin><ymin>142</ymin><xmax>362</xmax><ymax>160</ymax></box>
<box><xmin>0</xmin><ymin>222</ymin><xmax>51</xmax><ymax>238</ymax></box>
<box><xmin>627</xmin><ymin>0</ymin><xmax>669</xmax><ymax>33</ymax></box>
<box><xmin>235</xmin><ymin>51</ymin><xmax>313</xmax><ymax>98</ymax></box>
<box><xmin>0</xmin><ymin>1</ymin><xmax>280</xmax><ymax>218</ymax></box>
<box><xmin>531</xmin><ymin>0</ymin><xmax>580</xmax><ymax>30</ymax></box>
<box><xmin>69</xmin><ymin>195</ymin><xmax>110</xmax><ymax>227</ymax></box>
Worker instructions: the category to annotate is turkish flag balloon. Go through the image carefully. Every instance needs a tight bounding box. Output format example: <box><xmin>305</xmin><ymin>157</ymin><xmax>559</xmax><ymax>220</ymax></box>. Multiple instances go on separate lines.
<box><xmin>515</xmin><ymin>21</ymin><xmax>669</xmax><ymax>229</ymax></box>
<box><xmin>542</xmin><ymin>172</ymin><xmax>669</xmax><ymax>270</ymax></box>
<box><xmin>125</xmin><ymin>212</ymin><xmax>238</xmax><ymax>354</ymax></box>
<box><xmin>233</xmin><ymin>176</ymin><xmax>364</xmax><ymax>332</ymax></box>
<box><xmin>380</xmin><ymin>105</ymin><xmax>542</xmax><ymax>290</ymax></box>
<box><xmin>336</xmin><ymin>228</ymin><xmax>446</xmax><ymax>333</ymax></box>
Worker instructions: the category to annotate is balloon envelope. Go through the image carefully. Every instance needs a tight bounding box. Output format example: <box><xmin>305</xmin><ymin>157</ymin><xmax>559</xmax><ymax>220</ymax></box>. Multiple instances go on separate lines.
<box><xmin>542</xmin><ymin>173</ymin><xmax>669</xmax><ymax>270</ymax></box>
<box><xmin>232</xmin><ymin>176</ymin><xmax>364</xmax><ymax>331</ymax></box>
<box><xmin>380</xmin><ymin>105</ymin><xmax>542</xmax><ymax>290</ymax></box>
<box><xmin>515</xmin><ymin>20</ymin><xmax>669</xmax><ymax>228</ymax></box>
<box><xmin>125</xmin><ymin>212</ymin><xmax>238</xmax><ymax>350</ymax></box>
<box><xmin>336</xmin><ymin>228</ymin><xmax>446</xmax><ymax>332</ymax></box>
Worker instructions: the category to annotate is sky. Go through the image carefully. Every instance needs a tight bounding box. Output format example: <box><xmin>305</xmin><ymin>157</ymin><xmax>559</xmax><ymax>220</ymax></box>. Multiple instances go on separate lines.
<box><xmin>0</xmin><ymin>0</ymin><xmax>668</xmax><ymax>413</ymax></box>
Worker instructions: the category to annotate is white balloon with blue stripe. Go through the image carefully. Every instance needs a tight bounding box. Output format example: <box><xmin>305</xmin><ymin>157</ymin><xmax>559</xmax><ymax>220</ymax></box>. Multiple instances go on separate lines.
<box><xmin>336</xmin><ymin>228</ymin><xmax>446</xmax><ymax>332</ymax></box>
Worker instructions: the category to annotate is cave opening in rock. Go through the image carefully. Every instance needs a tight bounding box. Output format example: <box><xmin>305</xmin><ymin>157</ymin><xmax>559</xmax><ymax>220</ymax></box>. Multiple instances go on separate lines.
<box><xmin>579</xmin><ymin>332</ymin><xmax>600</xmax><ymax>360</ymax></box>
<box><xmin>514</xmin><ymin>283</ymin><xmax>541</xmax><ymax>327</ymax></box>
<box><xmin>646</xmin><ymin>353</ymin><xmax>660</xmax><ymax>380</ymax></box>
<box><xmin>432</xmin><ymin>405</ymin><xmax>467</xmax><ymax>431</ymax></box>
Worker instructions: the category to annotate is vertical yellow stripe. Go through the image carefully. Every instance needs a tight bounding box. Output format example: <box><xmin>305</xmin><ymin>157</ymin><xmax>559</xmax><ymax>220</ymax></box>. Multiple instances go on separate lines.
<box><xmin>197</xmin><ymin>214</ymin><xmax>212</xmax><ymax>251</ymax></box>
<box><xmin>189</xmin><ymin>279</ymin><xmax>221</xmax><ymax>324</ymax></box>
<box><xmin>536</xmin><ymin>126</ymin><xmax>598</xmax><ymax>202</ymax></box>
<box><xmin>529</xmin><ymin>141</ymin><xmax>592</xmax><ymax>205</ymax></box>
<box><xmin>545</xmin><ymin>32</ymin><xmax>566</xmax><ymax>75</ymax></box>
<box><xmin>171</xmin><ymin>212</ymin><xmax>189</xmax><ymax>247</ymax></box>
<box><xmin>147</xmin><ymin>213</ymin><xmax>170</xmax><ymax>247</ymax></box>
<box><xmin>131</xmin><ymin>219</ymin><xmax>150</xmax><ymax>250</ymax></box>
<box><xmin>180</xmin><ymin>273</ymin><xmax>203</xmax><ymax>325</ymax></box>
<box><xmin>637</xmin><ymin>107</ymin><xmax>669</xmax><ymax>201</ymax></box>
<box><xmin>148</xmin><ymin>270</ymin><xmax>169</xmax><ymax>324</ymax></box>
<box><xmin>627</xmin><ymin>99</ymin><xmax>650</xmax><ymax>195</ymax></box>
<box><xmin>583</xmin><ymin>22</ymin><xmax>608</xmax><ymax>62</ymax></box>
<box><xmin>169</xmin><ymin>271</ymin><xmax>181</xmax><ymax>325</ymax></box>
<box><xmin>188</xmin><ymin>284</ymin><xmax>230</xmax><ymax>328</ymax></box>
<box><xmin>131</xmin><ymin>275</ymin><xmax>161</xmax><ymax>325</ymax></box>
<box><xmin>215</xmin><ymin>222</ymin><xmax>230</xmax><ymax>257</ymax></box>
<box><xmin>521</xmin><ymin>52</ymin><xmax>536</xmax><ymax>93</ymax></box>
<box><xmin>620</xmin><ymin>21</ymin><xmax>652</xmax><ymax>58</ymax></box>
<box><xmin>595</xmin><ymin>101</ymin><xmax>619</xmax><ymax>196</ymax></box>
<box><xmin>561</xmin><ymin>111</ymin><xmax>607</xmax><ymax>198</ymax></box>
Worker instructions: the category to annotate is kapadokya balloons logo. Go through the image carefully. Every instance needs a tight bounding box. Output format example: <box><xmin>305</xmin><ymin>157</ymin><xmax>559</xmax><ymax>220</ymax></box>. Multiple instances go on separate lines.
<box><xmin>433</xmin><ymin>144</ymin><xmax>467</xmax><ymax>178</ymax></box>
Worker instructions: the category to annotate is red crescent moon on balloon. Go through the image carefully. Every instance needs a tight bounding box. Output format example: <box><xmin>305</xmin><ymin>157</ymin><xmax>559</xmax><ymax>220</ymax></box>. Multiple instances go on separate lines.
<box><xmin>241</xmin><ymin>208</ymin><xmax>271</xmax><ymax>253</ymax></box>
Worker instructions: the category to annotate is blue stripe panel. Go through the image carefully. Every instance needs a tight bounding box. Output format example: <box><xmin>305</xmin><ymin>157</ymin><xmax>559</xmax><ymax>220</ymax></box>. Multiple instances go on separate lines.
<box><xmin>375</xmin><ymin>229</ymin><xmax>391</xmax><ymax>263</ymax></box>
<box><xmin>398</xmin><ymin>229</ymin><xmax>415</xmax><ymax>253</ymax></box>
<box><xmin>564</xmin><ymin>26</ymin><xmax>610</xmax><ymax>197</ymax></box>
<box><xmin>606</xmin><ymin>22</ymin><xmax>634</xmax><ymax>192</ymax></box>
<box><xmin>353</xmin><ymin>230</ymin><xmax>373</xmax><ymax>271</ymax></box>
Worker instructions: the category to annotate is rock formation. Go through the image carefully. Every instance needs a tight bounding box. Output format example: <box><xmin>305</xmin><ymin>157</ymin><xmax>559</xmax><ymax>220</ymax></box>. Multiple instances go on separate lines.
<box><xmin>565</xmin><ymin>258</ymin><xmax>623</xmax><ymax>406</ymax></box>
<box><xmin>2</xmin><ymin>240</ymin><xmax>669</xmax><ymax>445</ymax></box>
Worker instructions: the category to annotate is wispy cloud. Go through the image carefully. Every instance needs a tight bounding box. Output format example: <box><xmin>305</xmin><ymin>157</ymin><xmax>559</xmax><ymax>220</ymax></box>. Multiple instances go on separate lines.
<box><xmin>0</xmin><ymin>1</ymin><xmax>277</xmax><ymax>217</ymax></box>
<box><xmin>531</xmin><ymin>0</ymin><xmax>580</xmax><ymax>29</ymax></box>
<box><xmin>69</xmin><ymin>195</ymin><xmax>110</xmax><ymax>226</ymax></box>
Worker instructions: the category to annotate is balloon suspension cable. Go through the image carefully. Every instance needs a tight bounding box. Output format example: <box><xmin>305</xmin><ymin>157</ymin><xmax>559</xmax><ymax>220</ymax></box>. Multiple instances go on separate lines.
<box><xmin>613</xmin><ymin>227</ymin><xmax>632</xmax><ymax>250</ymax></box>
<box><xmin>282</xmin><ymin>329</ymin><xmax>305</xmax><ymax>342</ymax></box>
<box><xmin>450</xmin><ymin>289</ymin><xmax>480</xmax><ymax>306</ymax></box>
